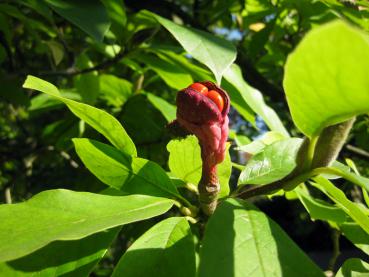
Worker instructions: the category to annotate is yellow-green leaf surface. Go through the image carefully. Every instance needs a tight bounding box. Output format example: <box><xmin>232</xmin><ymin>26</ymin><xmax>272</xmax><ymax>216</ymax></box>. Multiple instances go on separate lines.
<box><xmin>167</xmin><ymin>136</ymin><xmax>231</xmax><ymax>197</ymax></box>
<box><xmin>73</xmin><ymin>138</ymin><xmax>182</xmax><ymax>200</ymax></box>
<box><xmin>23</xmin><ymin>76</ymin><xmax>136</xmax><ymax>156</ymax></box>
<box><xmin>0</xmin><ymin>190</ymin><xmax>173</xmax><ymax>262</ymax></box>
<box><xmin>112</xmin><ymin>217</ymin><xmax>195</xmax><ymax>277</ymax></box>
<box><xmin>284</xmin><ymin>20</ymin><xmax>369</xmax><ymax>137</ymax></box>
<box><xmin>199</xmin><ymin>199</ymin><xmax>324</xmax><ymax>277</ymax></box>
<box><xmin>239</xmin><ymin>138</ymin><xmax>303</xmax><ymax>186</ymax></box>
<box><xmin>224</xmin><ymin>64</ymin><xmax>289</xmax><ymax>136</ymax></box>
<box><xmin>0</xmin><ymin>228</ymin><xmax>119</xmax><ymax>276</ymax></box>
<box><xmin>312</xmin><ymin>176</ymin><xmax>369</xmax><ymax>235</ymax></box>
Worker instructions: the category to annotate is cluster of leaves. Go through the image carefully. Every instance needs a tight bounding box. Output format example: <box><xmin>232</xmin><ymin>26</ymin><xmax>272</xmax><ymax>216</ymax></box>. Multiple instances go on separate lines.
<box><xmin>1</xmin><ymin>0</ymin><xmax>369</xmax><ymax>276</ymax></box>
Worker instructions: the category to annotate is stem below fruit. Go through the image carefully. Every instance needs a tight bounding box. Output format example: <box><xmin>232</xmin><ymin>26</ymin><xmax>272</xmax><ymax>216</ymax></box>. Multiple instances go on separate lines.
<box><xmin>198</xmin><ymin>165</ymin><xmax>219</xmax><ymax>216</ymax></box>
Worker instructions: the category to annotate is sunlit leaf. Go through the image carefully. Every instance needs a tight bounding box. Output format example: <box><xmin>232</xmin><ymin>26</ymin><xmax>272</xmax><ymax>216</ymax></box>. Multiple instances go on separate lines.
<box><xmin>0</xmin><ymin>190</ymin><xmax>173</xmax><ymax>262</ymax></box>
<box><xmin>239</xmin><ymin>138</ymin><xmax>303</xmax><ymax>186</ymax></box>
<box><xmin>199</xmin><ymin>198</ymin><xmax>324</xmax><ymax>277</ymax></box>
<box><xmin>23</xmin><ymin>76</ymin><xmax>136</xmax><ymax>156</ymax></box>
<box><xmin>112</xmin><ymin>217</ymin><xmax>195</xmax><ymax>277</ymax></box>
<box><xmin>284</xmin><ymin>20</ymin><xmax>369</xmax><ymax>137</ymax></box>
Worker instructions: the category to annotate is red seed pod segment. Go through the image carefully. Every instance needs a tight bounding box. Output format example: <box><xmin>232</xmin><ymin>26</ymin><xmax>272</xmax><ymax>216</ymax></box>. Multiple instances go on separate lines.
<box><xmin>188</xmin><ymin>82</ymin><xmax>226</xmax><ymax>113</ymax></box>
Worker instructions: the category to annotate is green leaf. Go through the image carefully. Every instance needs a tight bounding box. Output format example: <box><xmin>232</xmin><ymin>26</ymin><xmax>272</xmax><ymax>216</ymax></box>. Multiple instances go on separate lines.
<box><xmin>46</xmin><ymin>40</ymin><xmax>64</xmax><ymax>65</ymax></box>
<box><xmin>340</xmin><ymin>222</ymin><xmax>369</xmax><ymax>256</ymax></box>
<box><xmin>295</xmin><ymin>187</ymin><xmax>347</xmax><ymax>223</ymax></box>
<box><xmin>99</xmin><ymin>74</ymin><xmax>132</xmax><ymax>108</ymax></box>
<box><xmin>167</xmin><ymin>136</ymin><xmax>231</xmax><ymax>198</ymax></box>
<box><xmin>44</xmin><ymin>0</ymin><xmax>110</xmax><ymax>42</ymax></box>
<box><xmin>0</xmin><ymin>190</ymin><xmax>174</xmax><ymax>262</ymax></box>
<box><xmin>336</xmin><ymin>258</ymin><xmax>369</xmax><ymax>277</ymax></box>
<box><xmin>74</xmin><ymin>54</ymin><xmax>100</xmax><ymax>104</ymax></box>
<box><xmin>145</xmin><ymin>11</ymin><xmax>236</xmax><ymax>84</ymax></box>
<box><xmin>223</xmin><ymin>64</ymin><xmax>289</xmax><ymax>136</ymax></box>
<box><xmin>146</xmin><ymin>93</ymin><xmax>176</xmax><ymax>122</ymax></box>
<box><xmin>23</xmin><ymin>75</ymin><xmax>136</xmax><ymax>156</ymax></box>
<box><xmin>237</xmin><ymin>131</ymin><xmax>286</xmax><ymax>155</ymax></box>
<box><xmin>198</xmin><ymin>198</ymin><xmax>324</xmax><ymax>277</ymax></box>
<box><xmin>327</xmin><ymin>165</ymin><xmax>369</xmax><ymax>192</ymax></box>
<box><xmin>312</xmin><ymin>176</ymin><xmax>369</xmax><ymax>235</ymax></box>
<box><xmin>0</xmin><ymin>228</ymin><xmax>119</xmax><ymax>276</ymax></box>
<box><xmin>136</xmin><ymin>53</ymin><xmax>193</xmax><ymax>90</ymax></box>
<box><xmin>112</xmin><ymin>217</ymin><xmax>196</xmax><ymax>277</ymax></box>
<box><xmin>100</xmin><ymin>0</ymin><xmax>126</xmax><ymax>41</ymax></box>
<box><xmin>73</xmin><ymin>138</ymin><xmax>181</xmax><ymax>199</ymax></box>
<box><xmin>284</xmin><ymin>20</ymin><xmax>369</xmax><ymax>137</ymax></box>
<box><xmin>239</xmin><ymin>138</ymin><xmax>303</xmax><ymax>185</ymax></box>
<box><xmin>120</xmin><ymin>94</ymin><xmax>166</xmax><ymax>145</ymax></box>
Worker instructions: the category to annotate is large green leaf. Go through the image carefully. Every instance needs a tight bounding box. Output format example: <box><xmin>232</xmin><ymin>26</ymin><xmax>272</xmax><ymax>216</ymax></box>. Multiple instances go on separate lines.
<box><xmin>23</xmin><ymin>76</ymin><xmax>136</xmax><ymax>156</ymax></box>
<box><xmin>336</xmin><ymin>258</ymin><xmax>369</xmax><ymax>277</ymax></box>
<box><xmin>224</xmin><ymin>64</ymin><xmax>289</xmax><ymax>136</ymax></box>
<box><xmin>73</xmin><ymin>138</ymin><xmax>181</xmax><ymax>199</ymax></box>
<box><xmin>0</xmin><ymin>228</ymin><xmax>119</xmax><ymax>276</ymax></box>
<box><xmin>284</xmin><ymin>20</ymin><xmax>369</xmax><ymax>137</ymax></box>
<box><xmin>0</xmin><ymin>190</ymin><xmax>174</xmax><ymax>262</ymax></box>
<box><xmin>295</xmin><ymin>187</ymin><xmax>347</xmax><ymax>223</ymax></box>
<box><xmin>44</xmin><ymin>0</ymin><xmax>110</xmax><ymax>42</ymax></box>
<box><xmin>120</xmin><ymin>94</ymin><xmax>166</xmax><ymax>145</ymax></box>
<box><xmin>312</xmin><ymin>176</ymin><xmax>369</xmax><ymax>235</ymax></box>
<box><xmin>236</xmin><ymin>131</ymin><xmax>286</xmax><ymax>155</ymax></box>
<box><xmin>146</xmin><ymin>93</ymin><xmax>176</xmax><ymax>122</ymax></box>
<box><xmin>73</xmin><ymin>54</ymin><xmax>99</xmax><ymax>104</ymax></box>
<box><xmin>198</xmin><ymin>198</ymin><xmax>324</xmax><ymax>277</ymax></box>
<box><xmin>112</xmin><ymin>217</ymin><xmax>196</xmax><ymax>277</ymax></box>
<box><xmin>340</xmin><ymin>222</ymin><xmax>369</xmax><ymax>256</ymax></box>
<box><xmin>136</xmin><ymin>53</ymin><xmax>193</xmax><ymax>90</ymax></box>
<box><xmin>99</xmin><ymin>74</ymin><xmax>132</xmax><ymax>108</ymax></box>
<box><xmin>167</xmin><ymin>136</ymin><xmax>231</xmax><ymax>197</ymax></box>
<box><xmin>145</xmin><ymin>11</ymin><xmax>236</xmax><ymax>84</ymax></box>
<box><xmin>100</xmin><ymin>0</ymin><xmax>126</xmax><ymax>41</ymax></box>
<box><xmin>239</xmin><ymin>138</ymin><xmax>303</xmax><ymax>186</ymax></box>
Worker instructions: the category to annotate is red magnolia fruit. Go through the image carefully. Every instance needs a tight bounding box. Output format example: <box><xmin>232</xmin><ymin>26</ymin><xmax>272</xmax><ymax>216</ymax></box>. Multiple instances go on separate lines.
<box><xmin>177</xmin><ymin>82</ymin><xmax>229</xmax><ymax>174</ymax></box>
<box><xmin>189</xmin><ymin>82</ymin><xmax>208</xmax><ymax>96</ymax></box>
<box><xmin>207</xmin><ymin>90</ymin><xmax>224</xmax><ymax>112</ymax></box>
<box><xmin>175</xmin><ymin>81</ymin><xmax>230</xmax><ymax>214</ymax></box>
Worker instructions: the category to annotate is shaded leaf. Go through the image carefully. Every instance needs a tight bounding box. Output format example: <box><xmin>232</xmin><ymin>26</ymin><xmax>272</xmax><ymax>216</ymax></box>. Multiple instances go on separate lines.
<box><xmin>336</xmin><ymin>258</ymin><xmax>369</xmax><ymax>277</ymax></box>
<box><xmin>44</xmin><ymin>0</ymin><xmax>110</xmax><ymax>41</ymax></box>
<box><xmin>136</xmin><ymin>53</ymin><xmax>193</xmax><ymax>90</ymax></box>
<box><xmin>340</xmin><ymin>222</ymin><xmax>369</xmax><ymax>256</ymax></box>
<box><xmin>99</xmin><ymin>74</ymin><xmax>132</xmax><ymax>107</ymax></box>
<box><xmin>146</xmin><ymin>93</ymin><xmax>176</xmax><ymax>122</ymax></box>
<box><xmin>312</xmin><ymin>176</ymin><xmax>369</xmax><ymax>235</ymax></box>
<box><xmin>296</xmin><ymin>187</ymin><xmax>347</xmax><ymax>223</ymax></box>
